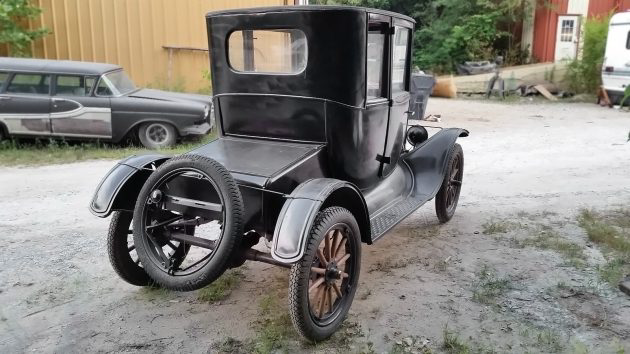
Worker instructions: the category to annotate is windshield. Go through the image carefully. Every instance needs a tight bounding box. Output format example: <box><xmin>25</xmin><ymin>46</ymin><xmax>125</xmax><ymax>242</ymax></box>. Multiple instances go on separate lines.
<box><xmin>98</xmin><ymin>70</ymin><xmax>137</xmax><ymax>96</ymax></box>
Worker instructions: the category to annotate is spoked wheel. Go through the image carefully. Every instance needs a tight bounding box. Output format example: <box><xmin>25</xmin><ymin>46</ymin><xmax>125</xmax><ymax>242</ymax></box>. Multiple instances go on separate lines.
<box><xmin>132</xmin><ymin>155</ymin><xmax>243</xmax><ymax>291</ymax></box>
<box><xmin>289</xmin><ymin>207</ymin><xmax>361</xmax><ymax>342</ymax></box>
<box><xmin>435</xmin><ymin>143</ymin><xmax>464</xmax><ymax>223</ymax></box>
<box><xmin>107</xmin><ymin>211</ymin><xmax>152</xmax><ymax>286</ymax></box>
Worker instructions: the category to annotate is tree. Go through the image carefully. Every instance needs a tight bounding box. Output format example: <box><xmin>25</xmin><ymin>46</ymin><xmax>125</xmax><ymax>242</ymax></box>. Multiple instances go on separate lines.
<box><xmin>0</xmin><ymin>0</ymin><xmax>49</xmax><ymax>57</ymax></box>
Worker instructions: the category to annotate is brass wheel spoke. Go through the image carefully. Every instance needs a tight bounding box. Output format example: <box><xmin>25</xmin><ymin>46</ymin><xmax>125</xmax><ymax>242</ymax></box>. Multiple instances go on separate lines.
<box><xmin>309</xmin><ymin>277</ymin><xmax>325</xmax><ymax>292</ymax></box>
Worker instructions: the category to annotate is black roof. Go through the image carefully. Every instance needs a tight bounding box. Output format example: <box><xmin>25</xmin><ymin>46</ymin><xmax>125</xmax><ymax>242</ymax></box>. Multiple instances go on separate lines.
<box><xmin>206</xmin><ymin>5</ymin><xmax>415</xmax><ymax>23</ymax></box>
<box><xmin>0</xmin><ymin>58</ymin><xmax>121</xmax><ymax>75</ymax></box>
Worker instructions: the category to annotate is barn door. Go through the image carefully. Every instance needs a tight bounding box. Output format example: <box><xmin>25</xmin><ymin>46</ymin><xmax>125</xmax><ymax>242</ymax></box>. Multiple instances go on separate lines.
<box><xmin>555</xmin><ymin>15</ymin><xmax>580</xmax><ymax>61</ymax></box>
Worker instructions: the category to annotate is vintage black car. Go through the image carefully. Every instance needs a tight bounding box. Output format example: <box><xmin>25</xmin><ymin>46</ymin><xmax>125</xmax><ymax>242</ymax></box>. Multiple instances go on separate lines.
<box><xmin>90</xmin><ymin>6</ymin><xmax>467</xmax><ymax>341</ymax></box>
<box><xmin>0</xmin><ymin>58</ymin><xmax>213</xmax><ymax>148</ymax></box>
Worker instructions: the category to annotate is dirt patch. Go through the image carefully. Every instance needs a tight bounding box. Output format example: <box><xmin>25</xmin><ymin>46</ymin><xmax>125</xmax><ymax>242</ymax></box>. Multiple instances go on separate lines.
<box><xmin>1</xmin><ymin>99</ymin><xmax>629</xmax><ymax>352</ymax></box>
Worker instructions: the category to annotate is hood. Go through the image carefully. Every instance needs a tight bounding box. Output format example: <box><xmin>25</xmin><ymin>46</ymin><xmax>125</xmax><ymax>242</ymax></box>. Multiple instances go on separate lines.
<box><xmin>128</xmin><ymin>88</ymin><xmax>211</xmax><ymax>106</ymax></box>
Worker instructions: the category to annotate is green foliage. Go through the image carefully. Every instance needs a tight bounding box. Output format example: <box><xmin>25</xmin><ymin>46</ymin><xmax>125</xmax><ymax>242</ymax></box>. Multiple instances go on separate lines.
<box><xmin>619</xmin><ymin>85</ymin><xmax>630</xmax><ymax>108</ymax></box>
<box><xmin>566</xmin><ymin>15</ymin><xmax>610</xmax><ymax>94</ymax></box>
<box><xmin>0</xmin><ymin>0</ymin><xmax>49</xmax><ymax>56</ymax></box>
<box><xmin>314</xmin><ymin>0</ymin><xmax>531</xmax><ymax>73</ymax></box>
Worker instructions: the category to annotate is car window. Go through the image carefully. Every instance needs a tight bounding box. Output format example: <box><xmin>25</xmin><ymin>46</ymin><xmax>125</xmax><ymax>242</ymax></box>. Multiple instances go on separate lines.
<box><xmin>391</xmin><ymin>26</ymin><xmax>410</xmax><ymax>94</ymax></box>
<box><xmin>228</xmin><ymin>29</ymin><xmax>307</xmax><ymax>74</ymax></box>
<box><xmin>6</xmin><ymin>73</ymin><xmax>51</xmax><ymax>95</ymax></box>
<box><xmin>367</xmin><ymin>24</ymin><xmax>387</xmax><ymax>100</ymax></box>
<box><xmin>0</xmin><ymin>72</ymin><xmax>8</xmax><ymax>89</ymax></box>
<box><xmin>627</xmin><ymin>30</ymin><xmax>630</xmax><ymax>50</ymax></box>
<box><xmin>56</xmin><ymin>75</ymin><xmax>96</xmax><ymax>96</ymax></box>
<box><xmin>96</xmin><ymin>79</ymin><xmax>113</xmax><ymax>96</ymax></box>
<box><xmin>98</xmin><ymin>70</ymin><xmax>136</xmax><ymax>96</ymax></box>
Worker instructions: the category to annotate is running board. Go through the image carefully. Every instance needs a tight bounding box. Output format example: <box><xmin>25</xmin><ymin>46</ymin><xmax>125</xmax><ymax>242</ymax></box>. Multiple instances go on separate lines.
<box><xmin>369</xmin><ymin>193</ymin><xmax>431</xmax><ymax>242</ymax></box>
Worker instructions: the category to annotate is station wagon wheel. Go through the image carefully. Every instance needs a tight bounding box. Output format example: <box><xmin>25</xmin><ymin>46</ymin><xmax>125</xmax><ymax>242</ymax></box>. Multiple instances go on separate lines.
<box><xmin>132</xmin><ymin>155</ymin><xmax>243</xmax><ymax>291</ymax></box>
<box><xmin>435</xmin><ymin>143</ymin><xmax>464</xmax><ymax>223</ymax></box>
<box><xmin>289</xmin><ymin>207</ymin><xmax>361</xmax><ymax>342</ymax></box>
<box><xmin>138</xmin><ymin>122</ymin><xmax>177</xmax><ymax>149</ymax></box>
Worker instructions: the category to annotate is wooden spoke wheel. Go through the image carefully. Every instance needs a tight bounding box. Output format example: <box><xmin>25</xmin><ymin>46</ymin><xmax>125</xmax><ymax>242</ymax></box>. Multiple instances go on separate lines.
<box><xmin>289</xmin><ymin>207</ymin><xmax>361</xmax><ymax>342</ymax></box>
<box><xmin>435</xmin><ymin>143</ymin><xmax>464</xmax><ymax>223</ymax></box>
<box><xmin>132</xmin><ymin>155</ymin><xmax>243</xmax><ymax>291</ymax></box>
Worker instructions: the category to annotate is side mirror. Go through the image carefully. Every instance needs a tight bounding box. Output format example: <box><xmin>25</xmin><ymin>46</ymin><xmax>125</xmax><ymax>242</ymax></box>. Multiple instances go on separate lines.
<box><xmin>406</xmin><ymin>125</ymin><xmax>428</xmax><ymax>147</ymax></box>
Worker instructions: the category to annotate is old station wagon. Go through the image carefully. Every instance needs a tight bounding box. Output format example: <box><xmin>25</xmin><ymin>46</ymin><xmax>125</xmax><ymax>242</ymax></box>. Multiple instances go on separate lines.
<box><xmin>90</xmin><ymin>6</ymin><xmax>468</xmax><ymax>341</ymax></box>
<box><xmin>0</xmin><ymin>58</ymin><xmax>213</xmax><ymax>148</ymax></box>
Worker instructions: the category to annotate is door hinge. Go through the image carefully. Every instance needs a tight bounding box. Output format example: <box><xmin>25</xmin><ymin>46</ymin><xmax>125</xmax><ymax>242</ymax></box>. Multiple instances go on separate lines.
<box><xmin>376</xmin><ymin>154</ymin><xmax>391</xmax><ymax>164</ymax></box>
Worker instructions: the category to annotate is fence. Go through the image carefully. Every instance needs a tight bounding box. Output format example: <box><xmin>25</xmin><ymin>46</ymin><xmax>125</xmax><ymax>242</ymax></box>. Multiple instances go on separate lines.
<box><xmin>1</xmin><ymin>0</ymin><xmax>289</xmax><ymax>92</ymax></box>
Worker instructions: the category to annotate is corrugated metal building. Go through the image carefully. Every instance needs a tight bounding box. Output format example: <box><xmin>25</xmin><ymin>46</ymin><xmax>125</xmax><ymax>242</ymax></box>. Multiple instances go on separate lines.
<box><xmin>1</xmin><ymin>0</ymin><xmax>294</xmax><ymax>91</ymax></box>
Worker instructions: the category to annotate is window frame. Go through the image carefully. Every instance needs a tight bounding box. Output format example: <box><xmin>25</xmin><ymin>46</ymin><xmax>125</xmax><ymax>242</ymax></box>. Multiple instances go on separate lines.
<box><xmin>5</xmin><ymin>72</ymin><xmax>52</xmax><ymax>96</ymax></box>
<box><xmin>95</xmin><ymin>69</ymin><xmax>137</xmax><ymax>97</ymax></box>
<box><xmin>626</xmin><ymin>30</ymin><xmax>630</xmax><ymax>50</ymax></box>
<box><xmin>366</xmin><ymin>20</ymin><xmax>391</xmax><ymax>102</ymax></box>
<box><xmin>390</xmin><ymin>25</ymin><xmax>412</xmax><ymax>95</ymax></box>
<box><xmin>226</xmin><ymin>28</ymin><xmax>309</xmax><ymax>75</ymax></box>
<box><xmin>52</xmin><ymin>74</ymin><xmax>98</xmax><ymax>97</ymax></box>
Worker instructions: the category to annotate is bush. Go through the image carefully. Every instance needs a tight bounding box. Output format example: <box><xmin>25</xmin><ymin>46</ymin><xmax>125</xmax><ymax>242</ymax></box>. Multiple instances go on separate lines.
<box><xmin>566</xmin><ymin>15</ymin><xmax>611</xmax><ymax>94</ymax></box>
<box><xmin>0</xmin><ymin>0</ymin><xmax>49</xmax><ymax>56</ymax></box>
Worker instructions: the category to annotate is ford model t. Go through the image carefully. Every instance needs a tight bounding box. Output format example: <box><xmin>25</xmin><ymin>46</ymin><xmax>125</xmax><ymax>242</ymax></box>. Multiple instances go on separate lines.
<box><xmin>90</xmin><ymin>6</ymin><xmax>467</xmax><ymax>341</ymax></box>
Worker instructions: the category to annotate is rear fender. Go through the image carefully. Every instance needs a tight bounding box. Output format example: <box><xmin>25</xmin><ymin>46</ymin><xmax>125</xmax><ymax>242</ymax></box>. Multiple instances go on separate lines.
<box><xmin>271</xmin><ymin>178</ymin><xmax>370</xmax><ymax>264</ymax></box>
<box><xmin>89</xmin><ymin>154</ymin><xmax>170</xmax><ymax>217</ymax></box>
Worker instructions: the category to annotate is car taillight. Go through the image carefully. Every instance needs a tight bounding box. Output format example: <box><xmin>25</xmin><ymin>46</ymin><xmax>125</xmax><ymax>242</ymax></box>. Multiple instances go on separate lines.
<box><xmin>605</xmin><ymin>66</ymin><xmax>614</xmax><ymax>72</ymax></box>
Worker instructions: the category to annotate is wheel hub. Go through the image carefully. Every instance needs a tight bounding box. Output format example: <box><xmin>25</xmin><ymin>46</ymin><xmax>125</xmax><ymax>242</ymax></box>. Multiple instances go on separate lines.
<box><xmin>325</xmin><ymin>262</ymin><xmax>342</xmax><ymax>283</ymax></box>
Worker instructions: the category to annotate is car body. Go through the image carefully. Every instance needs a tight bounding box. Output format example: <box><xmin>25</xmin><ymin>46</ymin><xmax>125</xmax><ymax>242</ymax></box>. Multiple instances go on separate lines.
<box><xmin>0</xmin><ymin>58</ymin><xmax>213</xmax><ymax>148</ymax></box>
<box><xmin>90</xmin><ymin>6</ymin><xmax>467</xmax><ymax>341</ymax></box>
<box><xmin>602</xmin><ymin>11</ymin><xmax>630</xmax><ymax>104</ymax></box>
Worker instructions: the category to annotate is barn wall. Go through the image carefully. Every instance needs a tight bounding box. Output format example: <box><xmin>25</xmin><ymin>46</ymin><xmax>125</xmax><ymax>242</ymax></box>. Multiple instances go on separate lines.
<box><xmin>1</xmin><ymin>0</ymin><xmax>289</xmax><ymax>91</ymax></box>
<box><xmin>532</xmin><ymin>0</ymin><xmax>569</xmax><ymax>62</ymax></box>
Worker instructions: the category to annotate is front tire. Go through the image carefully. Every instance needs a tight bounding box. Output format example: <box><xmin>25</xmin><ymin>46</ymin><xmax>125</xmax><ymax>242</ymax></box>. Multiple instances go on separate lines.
<box><xmin>435</xmin><ymin>143</ymin><xmax>464</xmax><ymax>223</ymax></box>
<box><xmin>138</xmin><ymin>122</ymin><xmax>177</xmax><ymax>149</ymax></box>
<box><xmin>288</xmin><ymin>207</ymin><xmax>361</xmax><ymax>342</ymax></box>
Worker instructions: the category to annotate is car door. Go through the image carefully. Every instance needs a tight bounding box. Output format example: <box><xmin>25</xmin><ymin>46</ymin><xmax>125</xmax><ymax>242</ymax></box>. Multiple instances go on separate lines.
<box><xmin>50</xmin><ymin>74</ymin><xmax>112</xmax><ymax>138</ymax></box>
<box><xmin>0</xmin><ymin>72</ymin><xmax>52</xmax><ymax>136</ymax></box>
<box><xmin>381</xmin><ymin>24</ymin><xmax>412</xmax><ymax>177</ymax></box>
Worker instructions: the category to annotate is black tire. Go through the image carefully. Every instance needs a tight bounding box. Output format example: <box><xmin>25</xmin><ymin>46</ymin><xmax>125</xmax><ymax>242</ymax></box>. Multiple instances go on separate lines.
<box><xmin>435</xmin><ymin>143</ymin><xmax>464</xmax><ymax>223</ymax></box>
<box><xmin>138</xmin><ymin>122</ymin><xmax>177</xmax><ymax>149</ymax></box>
<box><xmin>107</xmin><ymin>211</ymin><xmax>153</xmax><ymax>286</ymax></box>
<box><xmin>133</xmin><ymin>154</ymin><xmax>243</xmax><ymax>291</ymax></box>
<box><xmin>288</xmin><ymin>207</ymin><xmax>361</xmax><ymax>342</ymax></box>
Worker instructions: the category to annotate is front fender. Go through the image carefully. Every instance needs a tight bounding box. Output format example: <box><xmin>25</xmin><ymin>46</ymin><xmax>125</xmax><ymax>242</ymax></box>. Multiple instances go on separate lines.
<box><xmin>271</xmin><ymin>178</ymin><xmax>370</xmax><ymax>264</ymax></box>
<box><xmin>89</xmin><ymin>154</ymin><xmax>170</xmax><ymax>217</ymax></box>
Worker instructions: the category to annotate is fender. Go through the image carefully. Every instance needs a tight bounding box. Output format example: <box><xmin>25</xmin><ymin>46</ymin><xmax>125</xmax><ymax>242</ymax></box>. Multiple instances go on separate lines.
<box><xmin>89</xmin><ymin>154</ymin><xmax>170</xmax><ymax>217</ymax></box>
<box><xmin>271</xmin><ymin>178</ymin><xmax>371</xmax><ymax>264</ymax></box>
<box><xmin>403</xmin><ymin>127</ymin><xmax>469</xmax><ymax>200</ymax></box>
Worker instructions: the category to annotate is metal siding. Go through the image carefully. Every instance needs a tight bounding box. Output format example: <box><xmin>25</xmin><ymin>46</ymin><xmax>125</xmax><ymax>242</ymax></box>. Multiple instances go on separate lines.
<box><xmin>1</xmin><ymin>0</ymin><xmax>287</xmax><ymax>91</ymax></box>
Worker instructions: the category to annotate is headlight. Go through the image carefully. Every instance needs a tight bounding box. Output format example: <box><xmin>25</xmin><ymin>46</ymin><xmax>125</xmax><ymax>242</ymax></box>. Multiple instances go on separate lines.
<box><xmin>203</xmin><ymin>105</ymin><xmax>210</xmax><ymax>118</ymax></box>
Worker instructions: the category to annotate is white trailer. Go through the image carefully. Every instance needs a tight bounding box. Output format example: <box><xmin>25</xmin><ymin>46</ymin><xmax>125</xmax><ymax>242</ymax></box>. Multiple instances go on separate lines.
<box><xmin>602</xmin><ymin>11</ymin><xmax>630</xmax><ymax>104</ymax></box>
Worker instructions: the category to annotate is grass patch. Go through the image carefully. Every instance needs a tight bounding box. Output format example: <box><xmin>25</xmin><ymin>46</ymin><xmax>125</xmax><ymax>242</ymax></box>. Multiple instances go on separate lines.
<box><xmin>138</xmin><ymin>284</ymin><xmax>173</xmax><ymax>301</ymax></box>
<box><xmin>441</xmin><ymin>325</ymin><xmax>495</xmax><ymax>354</ymax></box>
<box><xmin>519</xmin><ymin>326</ymin><xmax>564</xmax><ymax>353</ymax></box>
<box><xmin>0</xmin><ymin>131</ymin><xmax>217</xmax><ymax>166</ymax></box>
<box><xmin>471</xmin><ymin>265</ymin><xmax>511</xmax><ymax>305</ymax></box>
<box><xmin>578</xmin><ymin>209</ymin><xmax>630</xmax><ymax>286</ymax></box>
<box><xmin>252</xmin><ymin>294</ymin><xmax>295</xmax><ymax>354</ymax></box>
<box><xmin>198</xmin><ymin>269</ymin><xmax>244</xmax><ymax>303</ymax></box>
<box><xmin>516</xmin><ymin>226</ymin><xmax>586</xmax><ymax>267</ymax></box>
<box><xmin>481</xmin><ymin>220</ymin><xmax>518</xmax><ymax>235</ymax></box>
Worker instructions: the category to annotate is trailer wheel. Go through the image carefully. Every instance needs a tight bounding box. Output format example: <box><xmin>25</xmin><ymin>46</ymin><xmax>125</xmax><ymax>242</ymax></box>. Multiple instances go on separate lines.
<box><xmin>435</xmin><ymin>143</ymin><xmax>464</xmax><ymax>223</ymax></box>
<box><xmin>288</xmin><ymin>207</ymin><xmax>361</xmax><ymax>342</ymax></box>
<box><xmin>133</xmin><ymin>154</ymin><xmax>243</xmax><ymax>291</ymax></box>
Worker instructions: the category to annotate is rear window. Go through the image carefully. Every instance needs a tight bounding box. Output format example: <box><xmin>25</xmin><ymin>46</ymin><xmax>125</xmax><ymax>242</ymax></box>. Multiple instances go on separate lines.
<box><xmin>6</xmin><ymin>73</ymin><xmax>50</xmax><ymax>95</ymax></box>
<box><xmin>228</xmin><ymin>29</ymin><xmax>307</xmax><ymax>74</ymax></box>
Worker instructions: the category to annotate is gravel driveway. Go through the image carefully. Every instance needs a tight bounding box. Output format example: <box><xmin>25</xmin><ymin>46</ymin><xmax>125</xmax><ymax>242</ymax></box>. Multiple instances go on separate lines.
<box><xmin>1</xmin><ymin>99</ymin><xmax>629</xmax><ymax>353</ymax></box>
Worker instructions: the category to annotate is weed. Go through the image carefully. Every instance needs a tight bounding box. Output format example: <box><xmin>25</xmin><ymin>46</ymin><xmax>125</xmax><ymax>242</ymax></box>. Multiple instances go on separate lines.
<box><xmin>471</xmin><ymin>265</ymin><xmax>511</xmax><ymax>305</ymax></box>
<box><xmin>516</xmin><ymin>227</ymin><xmax>586</xmax><ymax>267</ymax></box>
<box><xmin>369</xmin><ymin>256</ymin><xmax>418</xmax><ymax>273</ymax></box>
<box><xmin>139</xmin><ymin>284</ymin><xmax>172</xmax><ymax>301</ymax></box>
<box><xmin>481</xmin><ymin>220</ymin><xmax>518</xmax><ymax>235</ymax></box>
<box><xmin>198</xmin><ymin>269</ymin><xmax>244</xmax><ymax>303</ymax></box>
<box><xmin>597</xmin><ymin>258</ymin><xmax>627</xmax><ymax>287</ymax></box>
<box><xmin>442</xmin><ymin>326</ymin><xmax>471</xmax><ymax>353</ymax></box>
<box><xmin>578</xmin><ymin>209</ymin><xmax>630</xmax><ymax>255</ymax></box>
<box><xmin>252</xmin><ymin>294</ymin><xmax>294</xmax><ymax>354</ymax></box>
<box><xmin>535</xmin><ymin>329</ymin><xmax>563</xmax><ymax>353</ymax></box>
<box><xmin>214</xmin><ymin>337</ymin><xmax>250</xmax><ymax>354</ymax></box>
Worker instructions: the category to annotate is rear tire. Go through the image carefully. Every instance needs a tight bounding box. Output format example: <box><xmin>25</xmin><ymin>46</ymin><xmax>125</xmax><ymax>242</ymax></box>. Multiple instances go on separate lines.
<box><xmin>435</xmin><ymin>143</ymin><xmax>464</xmax><ymax>223</ymax></box>
<box><xmin>107</xmin><ymin>211</ymin><xmax>152</xmax><ymax>286</ymax></box>
<box><xmin>288</xmin><ymin>207</ymin><xmax>361</xmax><ymax>342</ymax></box>
<box><xmin>138</xmin><ymin>122</ymin><xmax>177</xmax><ymax>149</ymax></box>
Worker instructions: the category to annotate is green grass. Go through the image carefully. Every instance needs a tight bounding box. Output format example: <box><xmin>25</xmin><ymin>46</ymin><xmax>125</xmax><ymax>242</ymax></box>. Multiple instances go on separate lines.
<box><xmin>516</xmin><ymin>226</ymin><xmax>586</xmax><ymax>267</ymax></box>
<box><xmin>0</xmin><ymin>131</ymin><xmax>217</xmax><ymax>166</ymax></box>
<box><xmin>481</xmin><ymin>220</ymin><xmax>517</xmax><ymax>235</ymax></box>
<box><xmin>471</xmin><ymin>265</ymin><xmax>511</xmax><ymax>305</ymax></box>
<box><xmin>252</xmin><ymin>294</ymin><xmax>295</xmax><ymax>354</ymax></box>
<box><xmin>198</xmin><ymin>269</ymin><xmax>244</xmax><ymax>303</ymax></box>
<box><xmin>441</xmin><ymin>326</ymin><xmax>496</xmax><ymax>354</ymax></box>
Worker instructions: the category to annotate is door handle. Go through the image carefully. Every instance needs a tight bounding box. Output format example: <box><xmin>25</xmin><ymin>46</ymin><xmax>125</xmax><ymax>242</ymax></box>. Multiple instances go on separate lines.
<box><xmin>52</xmin><ymin>98</ymin><xmax>67</xmax><ymax>103</ymax></box>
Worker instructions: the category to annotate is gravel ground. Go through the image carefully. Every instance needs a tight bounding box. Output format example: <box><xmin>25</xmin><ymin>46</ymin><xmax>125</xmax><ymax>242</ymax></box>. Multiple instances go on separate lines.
<box><xmin>0</xmin><ymin>98</ymin><xmax>629</xmax><ymax>353</ymax></box>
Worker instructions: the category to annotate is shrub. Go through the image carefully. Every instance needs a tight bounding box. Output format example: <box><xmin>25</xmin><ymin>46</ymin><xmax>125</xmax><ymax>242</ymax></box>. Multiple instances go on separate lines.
<box><xmin>566</xmin><ymin>15</ymin><xmax>611</xmax><ymax>94</ymax></box>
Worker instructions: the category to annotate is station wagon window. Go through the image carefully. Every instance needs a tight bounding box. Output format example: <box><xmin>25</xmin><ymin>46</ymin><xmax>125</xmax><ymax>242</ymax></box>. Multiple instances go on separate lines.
<box><xmin>6</xmin><ymin>73</ymin><xmax>51</xmax><ymax>95</ymax></box>
<box><xmin>367</xmin><ymin>24</ymin><xmax>387</xmax><ymax>99</ymax></box>
<box><xmin>391</xmin><ymin>27</ymin><xmax>410</xmax><ymax>94</ymax></box>
<box><xmin>627</xmin><ymin>30</ymin><xmax>630</xmax><ymax>49</ymax></box>
<box><xmin>55</xmin><ymin>75</ymin><xmax>96</xmax><ymax>96</ymax></box>
<box><xmin>0</xmin><ymin>72</ymin><xmax>8</xmax><ymax>88</ymax></box>
<box><xmin>96</xmin><ymin>70</ymin><xmax>137</xmax><ymax>96</ymax></box>
<box><xmin>228</xmin><ymin>29</ymin><xmax>307</xmax><ymax>74</ymax></box>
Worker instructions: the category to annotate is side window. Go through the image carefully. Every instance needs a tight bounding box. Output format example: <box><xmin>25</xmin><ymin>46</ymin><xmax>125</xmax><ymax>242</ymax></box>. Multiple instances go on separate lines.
<box><xmin>6</xmin><ymin>73</ymin><xmax>51</xmax><ymax>95</ymax></box>
<box><xmin>391</xmin><ymin>27</ymin><xmax>410</xmax><ymax>94</ymax></box>
<box><xmin>56</xmin><ymin>75</ymin><xmax>96</xmax><ymax>96</ymax></box>
<box><xmin>627</xmin><ymin>31</ymin><xmax>630</xmax><ymax>50</ymax></box>
<box><xmin>96</xmin><ymin>78</ymin><xmax>113</xmax><ymax>96</ymax></box>
<box><xmin>367</xmin><ymin>23</ymin><xmax>387</xmax><ymax>100</ymax></box>
<box><xmin>0</xmin><ymin>72</ymin><xmax>8</xmax><ymax>90</ymax></box>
